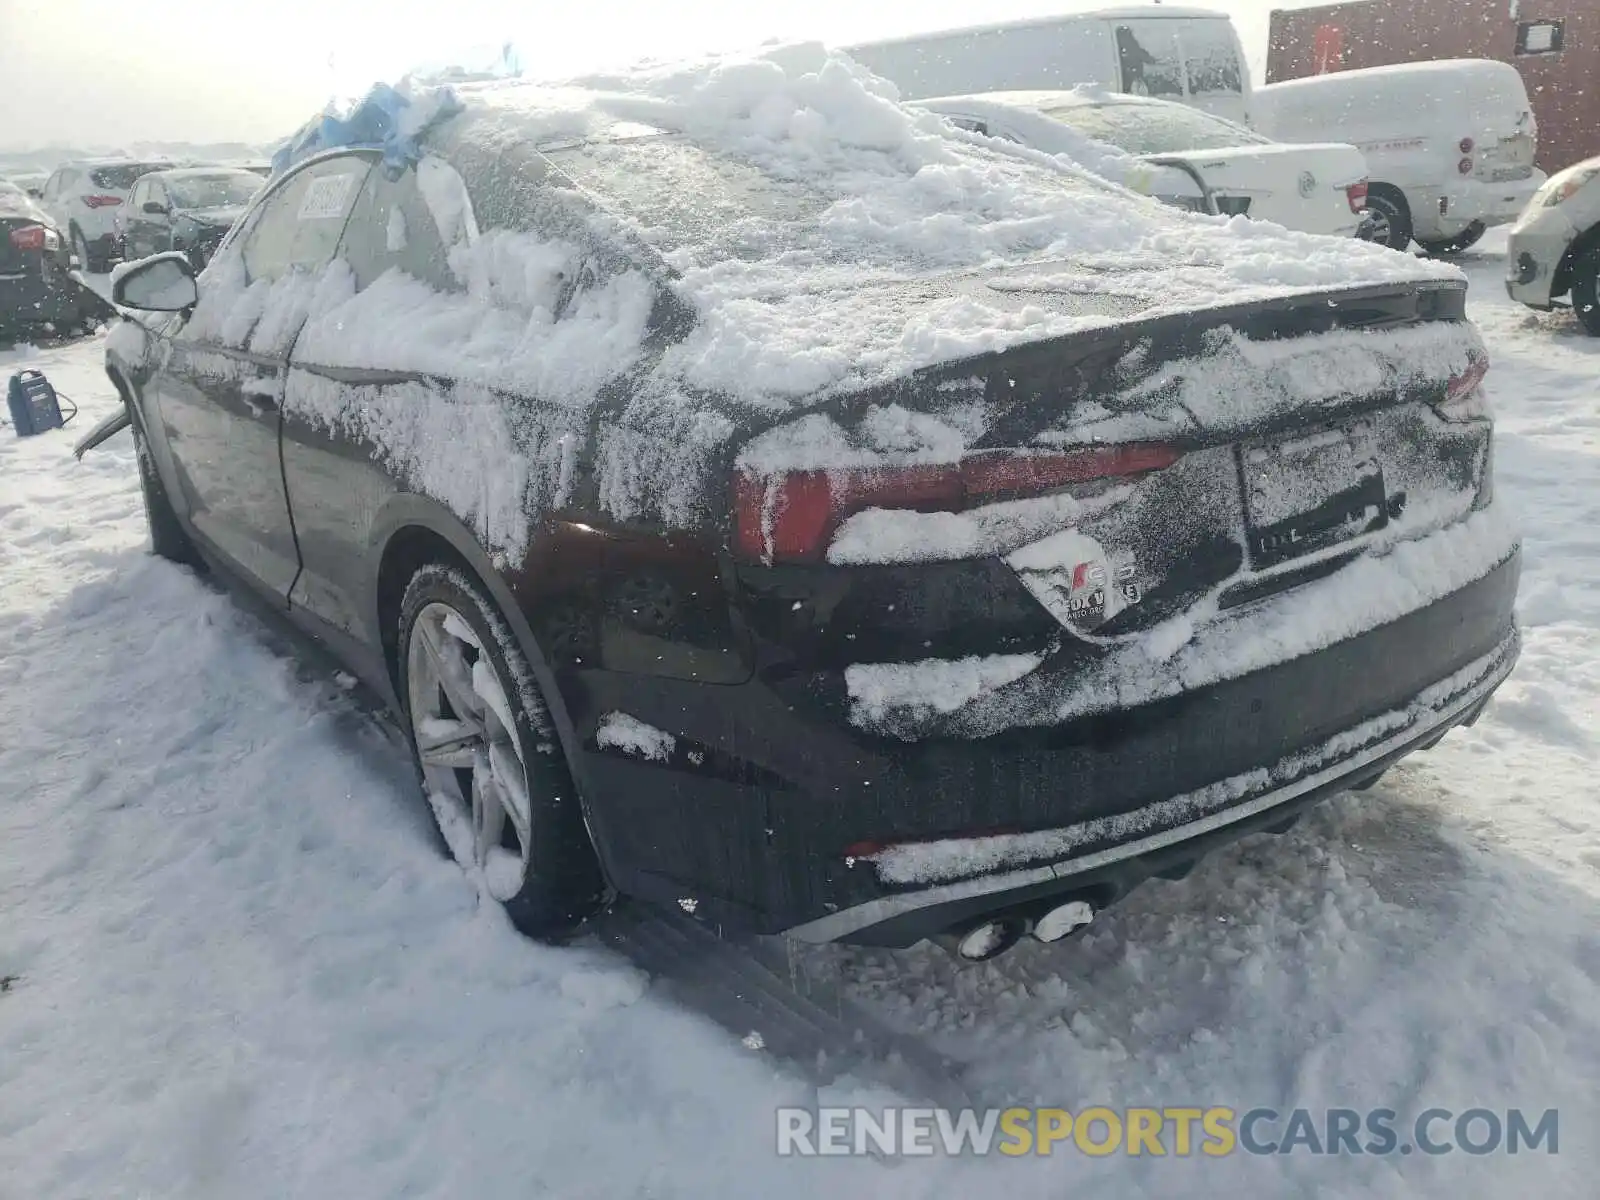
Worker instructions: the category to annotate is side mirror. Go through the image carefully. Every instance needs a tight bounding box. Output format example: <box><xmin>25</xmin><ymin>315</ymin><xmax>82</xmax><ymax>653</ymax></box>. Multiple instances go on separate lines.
<box><xmin>142</xmin><ymin>200</ymin><xmax>168</xmax><ymax>215</ymax></box>
<box><xmin>111</xmin><ymin>252</ymin><xmax>198</xmax><ymax>312</ymax></box>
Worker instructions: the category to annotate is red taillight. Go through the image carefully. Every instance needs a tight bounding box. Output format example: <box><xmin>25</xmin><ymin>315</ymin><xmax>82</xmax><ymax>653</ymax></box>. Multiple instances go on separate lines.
<box><xmin>732</xmin><ymin>444</ymin><xmax>1182</xmax><ymax>562</ymax></box>
<box><xmin>1459</xmin><ymin>137</ymin><xmax>1475</xmax><ymax>154</ymax></box>
<box><xmin>1458</xmin><ymin>157</ymin><xmax>1475</xmax><ymax>175</ymax></box>
<box><xmin>1444</xmin><ymin>353</ymin><xmax>1490</xmax><ymax>407</ymax></box>
<box><xmin>1345</xmin><ymin>179</ymin><xmax>1369</xmax><ymax>213</ymax></box>
<box><xmin>8</xmin><ymin>224</ymin><xmax>49</xmax><ymax>252</ymax></box>
<box><xmin>82</xmin><ymin>194</ymin><xmax>122</xmax><ymax>208</ymax></box>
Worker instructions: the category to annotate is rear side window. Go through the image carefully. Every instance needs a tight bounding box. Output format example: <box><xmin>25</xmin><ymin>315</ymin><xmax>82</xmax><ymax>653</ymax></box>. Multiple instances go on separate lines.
<box><xmin>337</xmin><ymin>163</ymin><xmax>463</xmax><ymax>293</ymax></box>
<box><xmin>90</xmin><ymin>163</ymin><xmax>172</xmax><ymax>190</ymax></box>
<box><xmin>1116</xmin><ymin>23</ymin><xmax>1187</xmax><ymax>100</ymax></box>
<box><xmin>1116</xmin><ymin>21</ymin><xmax>1243</xmax><ymax>100</ymax></box>
<box><xmin>239</xmin><ymin>155</ymin><xmax>371</xmax><ymax>284</ymax></box>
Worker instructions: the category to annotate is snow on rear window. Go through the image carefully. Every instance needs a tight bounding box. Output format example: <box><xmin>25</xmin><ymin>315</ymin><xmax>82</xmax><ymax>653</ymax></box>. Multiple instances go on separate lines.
<box><xmin>91</xmin><ymin>163</ymin><xmax>172</xmax><ymax>190</ymax></box>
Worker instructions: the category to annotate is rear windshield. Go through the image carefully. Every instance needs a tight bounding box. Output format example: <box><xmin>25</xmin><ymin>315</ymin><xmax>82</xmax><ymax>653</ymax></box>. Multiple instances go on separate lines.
<box><xmin>540</xmin><ymin>135</ymin><xmax>829</xmax><ymax>260</ymax></box>
<box><xmin>1039</xmin><ymin>102</ymin><xmax>1270</xmax><ymax>154</ymax></box>
<box><xmin>166</xmin><ymin>172</ymin><xmax>263</xmax><ymax>209</ymax></box>
<box><xmin>91</xmin><ymin>162</ymin><xmax>174</xmax><ymax>190</ymax></box>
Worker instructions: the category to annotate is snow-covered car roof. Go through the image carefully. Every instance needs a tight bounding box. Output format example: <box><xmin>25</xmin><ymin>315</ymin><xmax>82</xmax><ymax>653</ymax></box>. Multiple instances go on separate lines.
<box><xmin>403</xmin><ymin>46</ymin><xmax>1454</xmax><ymax>405</ymax></box>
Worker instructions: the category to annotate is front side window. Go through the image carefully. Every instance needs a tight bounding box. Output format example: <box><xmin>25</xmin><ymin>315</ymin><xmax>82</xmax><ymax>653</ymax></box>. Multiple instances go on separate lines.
<box><xmin>238</xmin><ymin>155</ymin><xmax>371</xmax><ymax>284</ymax></box>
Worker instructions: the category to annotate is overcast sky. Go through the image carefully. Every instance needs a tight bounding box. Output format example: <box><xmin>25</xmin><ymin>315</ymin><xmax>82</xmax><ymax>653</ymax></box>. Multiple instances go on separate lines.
<box><xmin>0</xmin><ymin>0</ymin><xmax>1300</xmax><ymax>151</ymax></box>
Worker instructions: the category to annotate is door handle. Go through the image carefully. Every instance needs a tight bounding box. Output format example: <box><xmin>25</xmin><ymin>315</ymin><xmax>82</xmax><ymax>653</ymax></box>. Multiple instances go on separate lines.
<box><xmin>241</xmin><ymin>379</ymin><xmax>279</xmax><ymax>415</ymax></box>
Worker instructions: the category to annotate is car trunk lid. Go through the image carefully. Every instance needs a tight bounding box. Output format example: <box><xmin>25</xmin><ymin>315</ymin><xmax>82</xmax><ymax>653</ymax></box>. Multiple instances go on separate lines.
<box><xmin>1153</xmin><ymin>142</ymin><xmax>1368</xmax><ymax>228</ymax></box>
<box><xmin>732</xmin><ymin>276</ymin><xmax>1499</xmax><ymax>735</ymax></box>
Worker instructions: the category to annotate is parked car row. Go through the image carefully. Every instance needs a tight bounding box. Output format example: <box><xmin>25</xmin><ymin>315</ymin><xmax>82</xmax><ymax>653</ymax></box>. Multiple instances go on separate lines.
<box><xmin>18</xmin><ymin>157</ymin><xmax>264</xmax><ymax>275</ymax></box>
<box><xmin>849</xmin><ymin>12</ymin><xmax>1563</xmax><ymax>259</ymax></box>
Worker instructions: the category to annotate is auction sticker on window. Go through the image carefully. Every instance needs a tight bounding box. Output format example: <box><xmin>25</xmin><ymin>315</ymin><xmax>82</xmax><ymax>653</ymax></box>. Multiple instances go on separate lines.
<box><xmin>297</xmin><ymin>172</ymin><xmax>357</xmax><ymax>220</ymax></box>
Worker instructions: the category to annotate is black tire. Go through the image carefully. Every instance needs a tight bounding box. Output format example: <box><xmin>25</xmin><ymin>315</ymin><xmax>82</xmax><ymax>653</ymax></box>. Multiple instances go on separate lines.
<box><xmin>70</xmin><ymin>226</ymin><xmax>106</xmax><ymax>273</ymax></box>
<box><xmin>1416</xmin><ymin>221</ymin><xmax>1486</xmax><ymax>257</ymax></box>
<box><xmin>397</xmin><ymin>562</ymin><xmax>606</xmax><ymax>939</ymax></box>
<box><xmin>1364</xmin><ymin>188</ymin><xmax>1412</xmax><ymax>252</ymax></box>
<box><xmin>129</xmin><ymin>401</ymin><xmax>199</xmax><ymax>566</ymax></box>
<box><xmin>1572</xmin><ymin>244</ymin><xmax>1600</xmax><ymax>337</ymax></box>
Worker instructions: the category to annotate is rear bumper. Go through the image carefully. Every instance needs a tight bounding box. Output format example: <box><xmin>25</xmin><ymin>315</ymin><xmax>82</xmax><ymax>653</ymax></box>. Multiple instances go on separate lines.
<box><xmin>0</xmin><ymin>256</ymin><xmax>88</xmax><ymax>325</ymax></box>
<box><xmin>574</xmin><ymin>547</ymin><xmax>1521</xmax><ymax>944</ymax></box>
<box><xmin>788</xmin><ymin>625</ymin><xmax>1516</xmax><ymax>943</ymax></box>
<box><xmin>1414</xmin><ymin>172</ymin><xmax>1545</xmax><ymax>237</ymax></box>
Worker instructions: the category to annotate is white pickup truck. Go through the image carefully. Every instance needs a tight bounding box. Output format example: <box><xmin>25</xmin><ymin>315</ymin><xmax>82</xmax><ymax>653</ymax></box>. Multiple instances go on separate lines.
<box><xmin>1257</xmin><ymin>59</ymin><xmax>1545</xmax><ymax>254</ymax></box>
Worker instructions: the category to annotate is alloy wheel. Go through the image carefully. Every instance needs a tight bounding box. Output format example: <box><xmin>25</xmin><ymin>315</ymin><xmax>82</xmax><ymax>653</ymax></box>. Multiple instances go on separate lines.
<box><xmin>406</xmin><ymin>600</ymin><xmax>533</xmax><ymax>900</ymax></box>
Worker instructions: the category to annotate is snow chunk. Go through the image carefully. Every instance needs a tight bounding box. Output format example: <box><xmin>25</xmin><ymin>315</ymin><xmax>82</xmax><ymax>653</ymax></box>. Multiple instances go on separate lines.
<box><xmin>595</xmin><ymin>712</ymin><xmax>676</xmax><ymax>762</ymax></box>
<box><xmin>851</xmin><ymin>502</ymin><xmax>1520</xmax><ymax>740</ymax></box>
<box><xmin>846</xmin><ymin>653</ymin><xmax>1045</xmax><ymax>725</ymax></box>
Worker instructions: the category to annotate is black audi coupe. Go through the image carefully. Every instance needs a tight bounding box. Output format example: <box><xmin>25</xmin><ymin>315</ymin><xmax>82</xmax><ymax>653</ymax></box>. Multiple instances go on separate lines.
<box><xmin>101</xmin><ymin>64</ymin><xmax>1519</xmax><ymax>961</ymax></box>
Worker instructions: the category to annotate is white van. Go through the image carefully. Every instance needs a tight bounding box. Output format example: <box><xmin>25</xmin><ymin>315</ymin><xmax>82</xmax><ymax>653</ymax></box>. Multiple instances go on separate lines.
<box><xmin>845</xmin><ymin>7</ymin><xmax>1254</xmax><ymax>126</ymax></box>
<box><xmin>1257</xmin><ymin>59</ymin><xmax>1545</xmax><ymax>254</ymax></box>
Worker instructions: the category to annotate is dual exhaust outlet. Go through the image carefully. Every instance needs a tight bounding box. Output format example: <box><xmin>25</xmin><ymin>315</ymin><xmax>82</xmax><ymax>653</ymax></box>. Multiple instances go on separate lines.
<box><xmin>935</xmin><ymin>896</ymin><xmax>1099</xmax><ymax>962</ymax></box>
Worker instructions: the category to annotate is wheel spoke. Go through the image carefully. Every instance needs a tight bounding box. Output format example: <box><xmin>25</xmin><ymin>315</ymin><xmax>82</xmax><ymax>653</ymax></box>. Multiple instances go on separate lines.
<box><xmin>416</xmin><ymin>718</ymin><xmax>485</xmax><ymax>770</ymax></box>
<box><xmin>471</xmin><ymin>755</ymin><xmax>506</xmax><ymax>866</ymax></box>
<box><xmin>418</xmin><ymin>617</ymin><xmax>481</xmax><ymax>724</ymax></box>
<box><xmin>488</xmin><ymin>738</ymin><xmax>532</xmax><ymax>845</ymax></box>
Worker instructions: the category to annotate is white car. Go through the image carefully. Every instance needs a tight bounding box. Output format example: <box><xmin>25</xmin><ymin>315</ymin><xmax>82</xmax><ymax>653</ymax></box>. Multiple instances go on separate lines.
<box><xmin>921</xmin><ymin>91</ymin><xmax>1369</xmax><ymax>237</ymax></box>
<box><xmin>1258</xmin><ymin>60</ymin><xmax>1546</xmax><ymax>255</ymax></box>
<box><xmin>1506</xmin><ymin>156</ymin><xmax>1600</xmax><ymax>335</ymax></box>
<box><xmin>39</xmin><ymin>158</ymin><xmax>173</xmax><ymax>273</ymax></box>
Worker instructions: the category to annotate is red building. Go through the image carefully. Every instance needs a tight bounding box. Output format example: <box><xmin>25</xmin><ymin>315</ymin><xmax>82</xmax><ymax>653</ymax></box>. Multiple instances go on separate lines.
<box><xmin>1267</xmin><ymin>0</ymin><xmax>1599</xmax><ymax>172</ymax></box>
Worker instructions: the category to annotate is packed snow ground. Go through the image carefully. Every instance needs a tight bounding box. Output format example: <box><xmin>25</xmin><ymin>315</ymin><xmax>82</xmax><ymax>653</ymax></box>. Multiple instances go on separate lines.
<box><xmin>1</xmin><ymin>233</ymin><xmax>1597</xmax><ymax>1196</ymax></box>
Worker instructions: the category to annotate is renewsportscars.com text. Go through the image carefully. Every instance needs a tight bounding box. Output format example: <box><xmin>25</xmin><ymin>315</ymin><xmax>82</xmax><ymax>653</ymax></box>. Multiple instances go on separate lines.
<box><xmin>775</xmin><ymin>1106</ymin><xmax>1559</xmax><ymax>1158</ymax></box>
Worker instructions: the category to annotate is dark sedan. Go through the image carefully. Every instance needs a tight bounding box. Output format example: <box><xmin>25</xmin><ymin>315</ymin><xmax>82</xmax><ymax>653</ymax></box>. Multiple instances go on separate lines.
<box><xmin>120</xmin><ymin>167</ymin><xmax>263</xmax><ymax>269</ymax></box>
<box><xmin>0</xmin><ymin>181</ymin><xmax>107</xmax><ymax>340</ymax></box>
<box><xmin>102</xmin><ymin>72</ymin><xmax>1519</xmax><ymax>959</ymax></box>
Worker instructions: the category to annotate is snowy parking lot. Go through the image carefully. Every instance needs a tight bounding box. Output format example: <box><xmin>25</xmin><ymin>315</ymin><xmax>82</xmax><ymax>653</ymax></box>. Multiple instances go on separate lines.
<box><xmin>2</xmin><ymin>234</ymin><xmax>1597</xmax><ymax>1196</ymax></box>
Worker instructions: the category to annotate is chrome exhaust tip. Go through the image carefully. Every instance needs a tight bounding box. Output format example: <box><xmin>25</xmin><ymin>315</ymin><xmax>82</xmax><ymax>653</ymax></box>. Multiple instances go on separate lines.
<box><xmin>1032</xmin><ymin>898</ymin><xmax>1097</xmax><ymax>944</ymax></box>
<box><xmin>936</xmin><ymin>916</ymin><xmax>1028</xmax><ymax>962</ymax></box>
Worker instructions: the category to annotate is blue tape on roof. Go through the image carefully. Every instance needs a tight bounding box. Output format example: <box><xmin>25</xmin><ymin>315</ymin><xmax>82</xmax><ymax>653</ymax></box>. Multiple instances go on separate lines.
<box><xmin>271</xmin><ymin>83</ymin><xmax>463</xmax><ymax>179</ymax></box>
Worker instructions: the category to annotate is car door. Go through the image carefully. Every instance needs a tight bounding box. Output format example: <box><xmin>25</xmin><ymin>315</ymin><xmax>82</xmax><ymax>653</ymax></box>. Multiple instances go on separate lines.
<box><xmin>124</xmin><ymin>180</ymin><xmax>150</xmax><ymax>257</ymax></box>
<box><xmin>41</xmin><ymin>168</ymin><xmax>72</xmax><ymax>242</ymax></box>
<box><xmin>152</xmin><ymin>153</ymin><xmax>371</xmax><ymax>601</ymax></box>
<box><xmin>147</xmin><ymin>181</ymin><xmax>175</xmax><ymax>253</ymax></box>
<box><xmin>278</xmin><ymin>156</ymin><xmax>468</xmax><ymax>651</ymax></box>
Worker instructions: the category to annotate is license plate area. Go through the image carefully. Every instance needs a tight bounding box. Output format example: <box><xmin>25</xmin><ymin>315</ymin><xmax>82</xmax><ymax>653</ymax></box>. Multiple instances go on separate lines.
<box><xmin>1241</xmin><ymin>422</ymin><xmax>1389</xmax><ymax>569</ymax></box>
